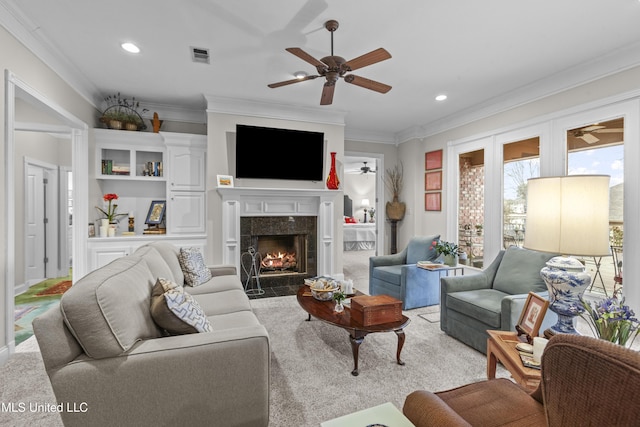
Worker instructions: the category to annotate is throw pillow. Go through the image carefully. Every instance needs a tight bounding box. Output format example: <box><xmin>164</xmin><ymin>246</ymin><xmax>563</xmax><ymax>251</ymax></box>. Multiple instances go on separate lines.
<box><xmin>178</xmin><ymin>247</ymin><xmax>212</xmax><ymax>287</ymax></box>
<box><xmin>150</xmin><ymin>278</ymin><xmax>212</xmax><ymax>335</ymax></box>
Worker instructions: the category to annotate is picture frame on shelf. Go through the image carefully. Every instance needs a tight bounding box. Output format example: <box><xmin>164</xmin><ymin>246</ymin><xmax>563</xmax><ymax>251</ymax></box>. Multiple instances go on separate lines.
<box><xmin>425</xmin><ymin>149</ymin><xmax>443</xmax><ymax>170</ymax></box>
<box><xmin>145</xmin><ymin>200</ymin><xmax>166</xmax><ymax>225</ymax></box>
<box><xmin>217</xmin><ymin>174</ymin><xmax>234</xmax><ymax>187</ymax></box>
<box><xmin>425</xmin><ymin>171</ymin><xmax>442</xmax><ymax>191</ymax></box>
<box><xmin>516</xmin><ymin>292</ymin><xmax>549</xmax><ymax>343</ymax></box>
<box><xmin>425</xmin><ymin>192</ymin><xmax>441</xmax><ymax>211</ymax></box>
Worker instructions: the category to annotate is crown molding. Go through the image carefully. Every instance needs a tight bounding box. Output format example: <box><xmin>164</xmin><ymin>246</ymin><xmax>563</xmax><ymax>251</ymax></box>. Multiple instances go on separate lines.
<box><xmin>205</xmin><ymin>95</ymin><xmax>347</xmax><ymax>126</ymax></box>
<box><xmin>344</xmin><ymin>128</ymin><xmax>396</xmax><ymax>145</ymax></box>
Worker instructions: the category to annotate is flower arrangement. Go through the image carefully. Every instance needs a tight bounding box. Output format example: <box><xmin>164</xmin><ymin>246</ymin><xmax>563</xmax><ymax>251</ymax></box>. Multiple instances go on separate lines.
<box><xmin>431</xmin><ymin>240</ymin><xmax>459</xmax><ymax>256</ymax></box>
<box><xmin>581</xmin><ymin>297</ymin><xmax>640</xmax><ymax>348</ymax></box>
<box><xmin>96</xmin><ymin>193</ymin><xmax>128</xmax><ymax>222</ymax></box>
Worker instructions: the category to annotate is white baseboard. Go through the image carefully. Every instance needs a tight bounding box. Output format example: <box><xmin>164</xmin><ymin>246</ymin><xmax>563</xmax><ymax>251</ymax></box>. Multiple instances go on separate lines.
<box><xmin>0</xmin><ymin>340</ymin><xmax>16</xmax><ymax>367</ymax></box>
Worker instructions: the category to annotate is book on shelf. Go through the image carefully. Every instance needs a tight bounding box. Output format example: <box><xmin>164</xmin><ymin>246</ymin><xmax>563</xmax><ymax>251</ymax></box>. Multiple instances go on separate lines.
<box><xmin>143</xmin><ymin>228</ymin><xmax>166</xmax><ymax>235</ymax></box>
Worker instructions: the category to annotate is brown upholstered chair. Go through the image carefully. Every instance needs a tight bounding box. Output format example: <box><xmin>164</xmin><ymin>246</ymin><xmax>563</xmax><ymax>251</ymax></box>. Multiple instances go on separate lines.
<box><xmin>403</xmin><ymin>334</ymin><xmax>640</xmax><ymax>427</ymax></box>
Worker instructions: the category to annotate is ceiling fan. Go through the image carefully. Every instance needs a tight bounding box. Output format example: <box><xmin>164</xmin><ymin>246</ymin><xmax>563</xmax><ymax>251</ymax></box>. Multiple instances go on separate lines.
<box><xmin>268</xmin><ymin>19</ymin><xmax>392</xmax><ymax>105</ymax></box>
<box><xmin>359</xmin><ymin>161</ymin><xmax>376</xmax><ymax>174</ymax></box>
<box><xmin>572</xmin><ymin>124</ymin><xmax>624</xmax><ymax>144</ymax></box>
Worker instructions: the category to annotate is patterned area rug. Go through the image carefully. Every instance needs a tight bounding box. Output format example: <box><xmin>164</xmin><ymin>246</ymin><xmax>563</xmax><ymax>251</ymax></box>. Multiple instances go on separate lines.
<box><xmin>14</xmin><ymin>274</ymin><xmax>71</xmax><ymax>346</ymax></box>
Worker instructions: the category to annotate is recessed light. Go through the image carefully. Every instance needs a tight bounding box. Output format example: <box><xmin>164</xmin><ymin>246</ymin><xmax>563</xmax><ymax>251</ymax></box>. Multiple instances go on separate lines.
<box><xmin>435</xmin><ymin>94</ymin><xmax>447</xmax><ymax>101</ymax></box>
<box><xmin>121</xmin><ymin>42</ymin><xmax>140</xmax><ymax>54</ymax></box>
<box><xmin>294</xmin><ymin>71</ymin><xmax>308</xmax><ymax>79</ymax></box>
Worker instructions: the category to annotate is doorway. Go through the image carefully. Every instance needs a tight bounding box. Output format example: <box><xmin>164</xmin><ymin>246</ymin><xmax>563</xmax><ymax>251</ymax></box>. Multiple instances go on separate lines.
<box><xmin>4</xmin><ymin>70</ymin><xmax>88</xmax><ymax>356</ymax></box>
<box><xmin>342</xmin><ymin>153</ymin><xmax>384</xmax><ymax>290</ymax></box>
<box><xmin>22</xmin><ymin>156</ymin><xmax>71</xmax><ymax>292</ymax></box>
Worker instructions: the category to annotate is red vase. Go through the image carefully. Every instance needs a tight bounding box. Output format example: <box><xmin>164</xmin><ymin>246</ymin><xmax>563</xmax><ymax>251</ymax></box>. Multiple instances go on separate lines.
<box><xmin>326</xmin><ymin>152</ymin><xmax>340</xmax><ymax>190</ymax></box>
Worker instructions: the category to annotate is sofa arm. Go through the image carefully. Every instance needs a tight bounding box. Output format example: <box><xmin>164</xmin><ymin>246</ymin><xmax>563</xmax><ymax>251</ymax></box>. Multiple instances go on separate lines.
<box><xmin>48</xmin><ymin>325</ymin><xmax>270</xmax><ymax>427</ymax></box>
<box><xmin>500</xmin><ymin>291</ymin><xmax>557</xmax><ymax>332</ymax></box>
<box><xmin>208</xmin><ymin>264</ymin><xmax>237</xmax><ymax>277</ymax></box>
<box><xmin>403</xmin><ymin>390</ymin><xmax>472</xmax><ymax>427</ymax></box>
<box><xmin>369</xmin><ymin>251</ymin><xmax>407</xmax><ymax>269</ymax></box>
<box><xmin>440</xmin><ymin>273</ymin><xmax>490</xmax><ymax>294</ymax></box>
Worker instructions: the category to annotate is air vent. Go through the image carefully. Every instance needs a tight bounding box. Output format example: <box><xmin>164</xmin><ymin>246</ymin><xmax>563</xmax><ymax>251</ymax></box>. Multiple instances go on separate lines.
<box><xmin>191</xmin><ymin>47</ymin><xmax>210</xmax><ymax>64</ymax></box>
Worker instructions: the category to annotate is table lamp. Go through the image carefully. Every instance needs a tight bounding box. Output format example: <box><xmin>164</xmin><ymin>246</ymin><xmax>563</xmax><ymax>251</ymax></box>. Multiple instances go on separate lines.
<box><xmin>362</xmin><ymin>199</ymin><xmax>370</xmax><ymax>223</ymax></box>
<box><xmin>523</xmin><ymin>175</ymin><xmax>610</xmax><ymax>335</ymax></box>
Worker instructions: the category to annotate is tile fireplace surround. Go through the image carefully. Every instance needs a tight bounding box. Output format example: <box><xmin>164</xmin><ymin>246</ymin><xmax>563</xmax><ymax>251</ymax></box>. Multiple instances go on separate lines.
<box><xmin>217</xmin><ymin>187</ymin><xmax>340</xmax><ymax>283</ymax></box>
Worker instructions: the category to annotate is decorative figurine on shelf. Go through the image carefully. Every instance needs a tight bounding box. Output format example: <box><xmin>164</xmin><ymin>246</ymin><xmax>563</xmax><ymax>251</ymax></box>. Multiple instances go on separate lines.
<box><xmin>151</xmin><ymin>112</ymin><xmax>163</xmax><ymax>133</ymax></box>
<box><xmin>128</xmin><ymin>214</ymin><xmax>135</xmax><ymax>232</ymax></box>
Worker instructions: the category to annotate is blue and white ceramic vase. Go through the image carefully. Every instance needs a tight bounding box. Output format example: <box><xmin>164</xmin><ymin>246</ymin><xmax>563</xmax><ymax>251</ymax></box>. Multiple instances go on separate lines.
<box><xmin>541</xmin><ymin>256</ymin><xmax>591</xmax><ymax>334</ymax></box>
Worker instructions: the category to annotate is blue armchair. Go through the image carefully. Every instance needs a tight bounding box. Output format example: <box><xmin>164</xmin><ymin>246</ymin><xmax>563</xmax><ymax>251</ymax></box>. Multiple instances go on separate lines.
<box><xmin>440</xmin><ymin>246</ymin><xmax>558</xmax><ymax>354</ymax></box>
<box><xmin>369</xmin><ymin>235</ymin><xmax>441</xmax><ymax>310</ymax></box>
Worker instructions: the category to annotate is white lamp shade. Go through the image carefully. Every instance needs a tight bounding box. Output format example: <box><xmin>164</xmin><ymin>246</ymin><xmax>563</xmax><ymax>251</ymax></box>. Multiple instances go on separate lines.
<box><xmin>524</xmin><ymin>175</ymin><xmax>610</xmax><ymax>257</ymax></box>
<box><xmin>361</xmin><ymin>199</ymin><xmax>370</xmax><ymax>207</ymax></box>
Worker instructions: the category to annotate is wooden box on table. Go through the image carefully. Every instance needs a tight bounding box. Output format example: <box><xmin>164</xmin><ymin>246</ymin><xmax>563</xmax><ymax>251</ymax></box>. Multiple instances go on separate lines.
<box><xmin>350</xmin><ymin>295</ymin><xmax>402</xmax><ymax>326</ymax></box>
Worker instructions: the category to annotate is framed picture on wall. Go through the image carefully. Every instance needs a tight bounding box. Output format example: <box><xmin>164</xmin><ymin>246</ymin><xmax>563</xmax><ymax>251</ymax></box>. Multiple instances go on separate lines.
<box><xmin>425</xmin><ymin>192</ymin><xmax>441</xmax><ymax>211</ymax></box>
<box><xmin>425</xmin><ymin>149</ymin><xmax>443</xmax><ymax>170</ymax></box>
<box><xmin>425</xmin><ymin>171</ymin><xmax>442</xmax><ymax>191</ymax></box>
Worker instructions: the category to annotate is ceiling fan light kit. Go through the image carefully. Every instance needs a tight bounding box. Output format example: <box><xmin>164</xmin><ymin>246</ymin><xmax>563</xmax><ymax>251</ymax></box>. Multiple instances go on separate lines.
<box><xmin>268</xmin><ymin>20</ymin><xmax>392</xmax><ymax>105</ymax></box>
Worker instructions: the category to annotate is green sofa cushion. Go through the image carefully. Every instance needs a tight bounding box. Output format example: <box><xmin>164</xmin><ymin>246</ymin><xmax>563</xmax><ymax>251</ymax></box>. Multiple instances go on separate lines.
<box><xmin>492</xmin><ymin>246</ymin><xmax>555</xmax><ymax>295</ymax></box>
<box><xmin>446</xmin><ymin>289</ymin><xmax>508</xmax><ymax>328</ymax></box>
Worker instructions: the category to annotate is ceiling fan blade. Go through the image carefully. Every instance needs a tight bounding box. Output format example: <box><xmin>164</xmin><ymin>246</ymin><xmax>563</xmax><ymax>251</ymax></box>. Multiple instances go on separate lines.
<box><xmin>286</xmin><ymin>47</ymin><xmax>327</xmax><ymax>68</ymax></box>
<box><xmin>579</xmin><ymin>133</ymin><xmax>600</xmax><ymax>144</ymax></box>
<box><xmin>344</xmin><ymin>48</ymin><xmax>391</xmax><ymax>71</ymax></box>
<box><xmin>320</xmin><ymin>83</ymin><xmax>335</xmax><ymax>105</ymax></box>
<box><xmin>581</xmin><ymin>125</ymin><xmax>606</xmax><ymax>132</ymax></box>
<box><xmin>344</xmin><ymin>75</ymin><xmax>392</xmax><ymax>93</ymax></box>
<box><xmin>268</xmin><ymin>75</ymin><xmax>318</xmax><ymax>88</ymax></box>
<box><xmin>593</xmin><ymin>128</ymin><xmax>624</xmax><ymax>133</ymax></box>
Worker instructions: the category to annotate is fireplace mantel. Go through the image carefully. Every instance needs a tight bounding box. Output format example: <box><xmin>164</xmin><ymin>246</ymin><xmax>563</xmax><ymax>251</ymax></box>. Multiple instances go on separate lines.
<box><xmin>217</xmin><ymin>187</ymin><xmax>341</xmax><ymax>277</ymax></box>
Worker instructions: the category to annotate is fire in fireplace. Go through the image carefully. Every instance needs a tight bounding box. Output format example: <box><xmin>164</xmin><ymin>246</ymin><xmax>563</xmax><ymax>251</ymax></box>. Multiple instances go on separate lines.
<box><xmin>256</xmin><ymin>234</ymin><xmax>305</xmax><ymax>275</ymax></box>
<box><xmin>261</xmin><ymin>251</ymin><xmax>297</xmax><ymax>271</ymax></box>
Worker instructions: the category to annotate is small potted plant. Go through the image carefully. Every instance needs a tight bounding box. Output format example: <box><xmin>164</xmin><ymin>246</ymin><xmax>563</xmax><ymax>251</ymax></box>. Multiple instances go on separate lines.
<box><xmin>333</xmin><ymin>290</ymin><xmax>346</xmax><ymax>313</ymax></box>
<box><xmin>100</xmin><ymin>93</ymin><xmax>148</xmax><ymax>131</ymax></box>
<box><xmin>431</xmin><ymin>239</ymin><xmax>460</xmax><ymax>267</ymax></box>
<box><xmin>475</xmin><ymin>224</ymin><xmax>483</xmax><ymax>236</ymax></box>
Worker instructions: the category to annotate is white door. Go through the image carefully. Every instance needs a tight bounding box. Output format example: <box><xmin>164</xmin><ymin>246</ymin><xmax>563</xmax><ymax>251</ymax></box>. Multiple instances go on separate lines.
<box><xmin>26</xmin><ymin>164</ymin><xmax>46</xmax><ymax>283</ymax></box>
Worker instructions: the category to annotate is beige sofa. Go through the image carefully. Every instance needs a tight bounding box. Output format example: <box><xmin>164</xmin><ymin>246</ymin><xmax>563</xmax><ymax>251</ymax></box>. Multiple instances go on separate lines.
<box><xmin>33</xmin><ymin>242</ymin><xmax>270</xmax><ymax>427</ymax></box>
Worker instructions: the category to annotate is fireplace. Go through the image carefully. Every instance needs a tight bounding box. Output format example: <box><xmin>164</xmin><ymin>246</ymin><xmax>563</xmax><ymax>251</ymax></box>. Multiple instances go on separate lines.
<box><xmin>240</xmin><ymin>216</ymin><xmax>317</xmax><ymax>288</ymax></box>
<box><xmin>217</xmin><ymin>187</ymin><xmax>338</xmax><ymax>282</ymax></box>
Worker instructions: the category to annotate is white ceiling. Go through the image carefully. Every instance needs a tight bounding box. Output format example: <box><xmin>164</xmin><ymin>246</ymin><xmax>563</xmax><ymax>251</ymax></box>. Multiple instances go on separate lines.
<box><xmin>3</xmin><ymin>0</ymin><xmax>640</xmax><ymax>143</ymax></box>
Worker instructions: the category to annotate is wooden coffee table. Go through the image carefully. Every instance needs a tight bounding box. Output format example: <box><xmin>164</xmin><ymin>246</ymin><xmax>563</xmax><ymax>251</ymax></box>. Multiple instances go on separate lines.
<box><xmin>486</xmin><ymin>330</ymin><xmax>541</xmax><ymax>391</ymax></box>
<box><xmin>297</xmin><ymin>285</ymin><xmax>410</xmax><ymax>376</ymax></box>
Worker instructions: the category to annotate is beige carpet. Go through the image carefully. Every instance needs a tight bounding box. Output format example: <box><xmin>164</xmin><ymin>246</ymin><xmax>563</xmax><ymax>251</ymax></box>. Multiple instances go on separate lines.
<box><xmin>2</xmin><ymin>295</ymin><xmax>507</xmax><ymax>427</ymax></box>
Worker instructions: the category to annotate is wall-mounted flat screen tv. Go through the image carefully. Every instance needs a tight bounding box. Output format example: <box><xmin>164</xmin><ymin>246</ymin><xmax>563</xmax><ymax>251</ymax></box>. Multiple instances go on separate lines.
<box><xmin>235</xmin><ymin>124</ymin><xmax>325</xmax><ymax>181</ymax></box>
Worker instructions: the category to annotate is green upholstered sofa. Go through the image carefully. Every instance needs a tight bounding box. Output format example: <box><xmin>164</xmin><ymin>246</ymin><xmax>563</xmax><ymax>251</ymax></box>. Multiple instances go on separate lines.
<box><xmin>369</xmin><ymin>235</ymin><xmax>441</xmax><ymax>309</ymax></box>
<box><xmin>33</xmin><ymin>242</ymin><xmax>269</xmax><ymax>427</ymax></box>
<box><xmin>440</xmin><ymin>246</ymin><xmax>558</xmax><ymax>353</ymax></box>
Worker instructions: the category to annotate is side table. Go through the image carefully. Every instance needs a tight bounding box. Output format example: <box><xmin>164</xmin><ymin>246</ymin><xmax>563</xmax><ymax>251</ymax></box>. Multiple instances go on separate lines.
<box><xmin>486</xmin><ymin>330</ymin><xmax>541</xmax><ymax>391</ymax></box>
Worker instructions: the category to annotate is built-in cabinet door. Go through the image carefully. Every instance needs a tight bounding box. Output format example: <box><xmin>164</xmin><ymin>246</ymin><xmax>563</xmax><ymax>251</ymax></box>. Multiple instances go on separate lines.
<box><xmin>167</xmin><ymin>191</ymin><xmax>206</xmax><ymax>234</ymax></box>
<box><xmin>91</xmin><ymin>246</ymin><xmax>131</xmax><ymax>270</ymax></box>
<box><xmin>168</xmin><ymin>146</ymin><xmax>206</xmax><ymax>191</ymax></box>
